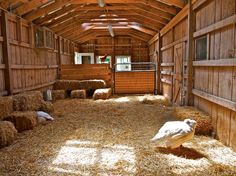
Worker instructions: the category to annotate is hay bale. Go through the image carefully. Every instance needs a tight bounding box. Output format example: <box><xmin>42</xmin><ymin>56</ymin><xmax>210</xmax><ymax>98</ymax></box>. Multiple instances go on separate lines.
<box><xmin>141</xmin><ymin>95</ymin><xmax>171</xmax><ymax>107</ymax></box>
<box><xmin>4</xmin><ymin>111</ymin><xmax>37</xmax><ymax>132</ymax></box>
<box><xmin>54</xmin><ymin>80</ymin><xmax>106</xmax><ymax>91</ymax></box>
<box><xmin>173</xmin><ymin>106</ymin><xmax>213</xmax><ymax>136</ymax></box>
<box><xmin>80</xmin><ymin>79</ymin><xmax>106</xmax><ymax>90</ymax></box>
<box><xmin>52</xmin><ymin>90</ymin><xmax>67</xmax><ymax>101</ymax></box>
<box><xmin>0</xmin><ymin>121</ymin><xmax>17</xmax><ymax>148</ymax></box>
<box><xmin>40</xmin><ymin>101</ymin><xmax>54</xmax><ymax>113</ymax></box>
<box><xmin>71</xmin><ymin>90</ymin><xmax>86</xmax><ymax>99</ymax></box>
<box><xmin>13</xmin><ymin>91</ymin><xmax>43</xmax><ymax>111</ymax></box>
<box><xmin>93</xmin><ymin>88</ymin><xmax>112</xmax><ymax>100</ymax></box>
<box><xmin>0</xmin><ymin>96</ymin><xmax>13</xmax><ymax>120</ymax></box>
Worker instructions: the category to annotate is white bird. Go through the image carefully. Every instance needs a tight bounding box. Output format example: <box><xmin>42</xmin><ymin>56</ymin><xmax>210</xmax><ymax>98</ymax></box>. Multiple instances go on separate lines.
<box><xmin>36</xmin><ymin>111</ymin><xmax>54</xmax><ymax>121</ymax></box>
<box><xmin>151</xmin><ymin>119</ymin><xmax>197</xmax><ymax>149</ymax></box>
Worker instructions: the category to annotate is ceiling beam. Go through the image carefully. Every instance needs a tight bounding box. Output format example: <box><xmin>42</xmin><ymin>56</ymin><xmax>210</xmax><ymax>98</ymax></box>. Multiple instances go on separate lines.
<box><xmin>158</xmin><ymin>0</ymin><xmax>185</xmax><ymax>8</ymax></box>
<box><xmin>14</xmin><ymin>0</ymin><xmax>50</xmax><ymax>15</ymax></box>
<box><xmin>127</xmin><ymin>25</ymin><xmax>156</xmax><ymax>35</ymax></box>
<box><xmin>23</xmin><ymin>0</ymin><xmax>72</xmax><ymax>21</ymax></box>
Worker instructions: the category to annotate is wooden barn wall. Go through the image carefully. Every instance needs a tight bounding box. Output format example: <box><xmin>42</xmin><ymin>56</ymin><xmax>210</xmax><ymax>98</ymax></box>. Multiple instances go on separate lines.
<box><xmin>79</xmin><ymin>36</ymin><xmax>149</xmax><ymax>65</ymax></box>
<box><xmin>0</xmin><ymin>11</ymin><xmax>74</xmax><ymax>96</ymax></box>
<box><xmin>192</xmin><ymin>0</ymin><xmax>236</xmax><ymax>150</ymax></box>
<box><xmin>148</xmin><ymin>0</ymin><xmax>236</xmax><ymax>150</ymax></box>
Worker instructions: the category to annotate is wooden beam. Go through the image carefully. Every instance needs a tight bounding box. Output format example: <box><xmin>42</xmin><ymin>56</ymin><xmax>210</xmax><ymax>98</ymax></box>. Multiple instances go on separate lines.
<box><xmin>14</xmin><ymin>0</ymin><xmax>50</xmax><ymax>15</ymax></box>
<box><xmin>159</xmin><ymin>0</ymin><xmax>185</xmax><ymax>8</ymax></box>
<box><xmin>148</xmin><ymin>33</ymin><xmax>159</xmax><ymax>45</ymax></box>
<box><xmin>57</xmin><ymin>36</ymin><xmax>62</xmax><ymax>79</ymax></box>
<box><xmin>160</xmin><ymin>4</ymin><xmax>188</xmax><ymax>36</ymax></box>
<box><xmin>193</xmin><ymin>59</ymin><xmax>236</xmax><ymax>66</ymax></box>
<box><xmin>71</xmin><ymin>0</ymin><xmax>178</xmax><ymax>15</ymax></box>
<box><xmin>23</xmin><ymin>0</ymin><xmax>72</xmax><ymax>21</ymax></box>
<box><xmin>127</xmin><ymin>4</ymin><xmax>173</xmax><ymax>20</ymax></box>
<box><xmin>193</xmin><ymin>14</ymin><xmax>236</xmax><ymax>38</ymax></box>
<box><xmin>186</xmin><ymin>0</ymin><xmax>194</xmax><ymax>106</ymax></box>
<box><xmin>157</xmin><ymin>32</ymin><xmax>162</xmax><ymax>94</ymax></box>
<box><xmin>127</xmin><ymin>25</ymin><xmax>156</xmax><ymax>36</ymax></box>
<box><xmin>34</xmin><ymin>4</ymin><xmax>77</xmax><ymax>25</ymax></box>
<box><xmin>192</xmin><ymin>89</ymin><xmax>236</xmax><ymax>111</ymax></box>
<box><xmin>1</xmin><ymin>11</ymin><xmax>13</xmax><ymax>95</ymax></box>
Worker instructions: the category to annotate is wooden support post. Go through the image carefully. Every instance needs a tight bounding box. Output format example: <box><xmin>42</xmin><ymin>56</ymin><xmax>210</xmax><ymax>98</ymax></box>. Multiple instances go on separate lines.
<box><xmin>186</xmin><ymin>0</ymin><xmax>194</xmax><ymax>105</ymax></box>
<box><xmin>112</xmin><ymin>37</ymin><xmax>115</xmax><ymax>67</ymax></box>
<box><xmin>57</xmin><ymin>36</ymin><xmax>62</xmax><ymax>79</ymax></box>
<box><xmin>17</xmin><ymin>17</ymin><xmax>22</xmax><ymax>43</ymax></box>
<box><xmin>28</xmin><ymin>22</ymin><xmax>35</xmax><ymax>47</ymax></box>
<box><xmin>157</xmin><ymin>32</ymin><xmax>162</xmax><ymax>95</ymax></box>
<box><xmin>1</xmin><ymin>11</ymin><xmax>13</xmax><ymax>95</ymax></box>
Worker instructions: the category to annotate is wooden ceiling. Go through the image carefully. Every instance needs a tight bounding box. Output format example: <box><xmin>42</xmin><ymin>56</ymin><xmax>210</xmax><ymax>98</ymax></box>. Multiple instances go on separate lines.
<box><xmin>0</xmin><ymin>0</ymin><xmax>186</xmax><ymax>43</ymax></box>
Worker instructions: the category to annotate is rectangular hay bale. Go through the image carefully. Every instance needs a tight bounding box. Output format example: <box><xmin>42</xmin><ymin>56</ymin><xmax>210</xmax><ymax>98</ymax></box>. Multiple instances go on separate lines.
<box><xmin>52</xmin><ymin>90</ymin><xmax>67</xmax><ymax>101</ymax></box>
<box><xmin>13</xmin><ymin>91</ymin><xmax>43</xmax><ymax>111</ymax></box>
<box><xmin>71</xmin><ymin>89</ymin><xmax>87</xmax><ymax>99</ymax></box>
<box><xmin>4</xmin><ymin>111</ymin><xmax>37</xmax><ymax>132</ymax></box>
<box><xmin>93</xmin><ymin>88</ymin><xmax>112</xmax><ymax>100</ymax></box>
<box><xmin>0</xmin><ymin>96</ymin><xmax>13</xmax><ymax>120</ymax></box>
<box><xmin>54</xmin><ymin>80</ymin><xmax>106</xmax><ymax>91</ymax></box>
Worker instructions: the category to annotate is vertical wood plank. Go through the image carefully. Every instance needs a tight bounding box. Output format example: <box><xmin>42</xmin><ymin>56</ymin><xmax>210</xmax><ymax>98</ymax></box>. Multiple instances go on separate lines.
<box><xmin>186</xmin><ymin>0</ymin><xmax>194</xmax><ymax>105</ymax></box>
<box><xmin>1</xmin><ymin>11</ymin><xmax>13</xmax><ymax>95</ymax></box>
<box><xmin>157</xmin><ymin>33</ymin><xmax>162</xmax><ymax>94</ymax></box>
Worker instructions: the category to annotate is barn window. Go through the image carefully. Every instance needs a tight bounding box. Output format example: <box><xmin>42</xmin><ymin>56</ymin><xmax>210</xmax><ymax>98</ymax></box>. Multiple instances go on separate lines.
<box><xmin>46</xmin><ymin>30</ymin><xmax>54</xmax><ymax>49</ymax></box>
<box><xmin>35</xmin><ymin>28</ymin><xmax>44</xmax><ymax>48</ymax></box>
<box><xmin>195</xmin><ymin>36</ymin><xmax>207</xmax><ymax>60</ymax></box>
<box><xmin>116</xmin><ymin>56</ymin><xmax>131</xmax><ymax>71</ymax></box>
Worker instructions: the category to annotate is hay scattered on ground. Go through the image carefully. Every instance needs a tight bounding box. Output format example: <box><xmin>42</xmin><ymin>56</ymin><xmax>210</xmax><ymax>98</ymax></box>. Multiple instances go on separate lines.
<box><xmin>174</xmin><ymin>106</ymin><xmax>213</xmax><ymax>136</ymax></box>
<box><xmin>0</xmin><ymin>121</ymin><xmax>17</xmax><ymax>148</ymax></box>
<box><xmin>71</xmin><ymin>90</ymin><xmax>86</xmax><ymax>99</ymax></box>
<box><xmin>54</xmin><ymin>80</ymin><xmax>106</xmax><ymax>91</ymax></box>
<box><xmin>93</xmin><ymin>88</ymin><xmax>112</xmax><ymax>100</ymax></box>
<box><xmin>13</xmin><ymin>91</ymin><xmax>43</xmax><ymax>111</ymax></box>
<box><xmin>0</xmin><ymin>95</ymin><xmax>235</xmax><ymax>176</ymax></box>
<box><xmin>4</xmin><ymin>111</ymin><xmax>37</xmax><ymax>132</ymax></box>
<box><xmin>0</xmin><ymin>96</ymin><xmax>13</xmax><ymax>120</ymax></box>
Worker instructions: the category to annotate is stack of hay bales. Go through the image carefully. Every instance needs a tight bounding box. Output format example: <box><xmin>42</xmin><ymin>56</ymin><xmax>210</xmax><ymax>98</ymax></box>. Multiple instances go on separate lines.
<box><xmin>0</xmin><ymin>91</ymin><xmax>54</xmax><ymax>148</ymax></box>
<box><xmin>173</xmin><ymin>106</ymin><xmax>213</xmax><ymax>136</ymax></box>
<box><xmin>0</xmin><ymin>121</ymin><xmax>17</xmax><ymax>148</ymax></box>
<box><xmin>93</xmin><ymin>88</ymin><xmax>112</xmax><ymax>100</ymax></box>
<box><xmin>0</xmin><ymin>96</ymin><xmax>13</xmax><ymax>120</ymax></box>
<box><xmin>52</xmin><ymin>90</ymin><xmax>67</xmax><ymax>101</ymax></box>
<box><xmin>54</xmin><ymin>80</ymin><xmax>106</xmax><ymax>91</ymax></box>
<box><xmin>13</xmin><ymin>91</ymin><xmax>43</xmax><ymax>111</ymax></box>
<box><xmin>71</xmin><ymin>90</ymin><xmax>86</xmax><ymax>99</ymax></box>
<box><xmin>4</xmin><ymin>111</ymin><xmax>37</xmax><ymax>132</ymax></box>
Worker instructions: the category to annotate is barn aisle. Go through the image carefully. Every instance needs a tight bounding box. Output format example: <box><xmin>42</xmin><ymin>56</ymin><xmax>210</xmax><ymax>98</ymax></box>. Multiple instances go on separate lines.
<box><xmin>0</xmin><ymin>95</ymin><xmax>236</xmax><ymax>176</ymax></box>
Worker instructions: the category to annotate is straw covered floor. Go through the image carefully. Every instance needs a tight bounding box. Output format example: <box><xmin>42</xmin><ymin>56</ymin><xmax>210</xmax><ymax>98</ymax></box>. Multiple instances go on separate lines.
<box><xmin>0</xmin><ymin>95</ymin><xmax>236</xmax><ymax>176</ymax></box>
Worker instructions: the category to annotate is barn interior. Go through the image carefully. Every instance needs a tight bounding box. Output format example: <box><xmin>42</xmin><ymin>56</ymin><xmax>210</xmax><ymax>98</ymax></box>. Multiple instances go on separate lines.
<box><xmin>0</xmin><ymin>0</ymin><xmax>236</xmax><ymax>175</ymax></box>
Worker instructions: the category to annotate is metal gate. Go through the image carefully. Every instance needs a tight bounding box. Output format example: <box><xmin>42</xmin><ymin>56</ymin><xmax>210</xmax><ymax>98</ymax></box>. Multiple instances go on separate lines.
<box><xmin>113</xmin><ymin>62</ymin><xmax>157</xmax><ymax>94</ymax></box>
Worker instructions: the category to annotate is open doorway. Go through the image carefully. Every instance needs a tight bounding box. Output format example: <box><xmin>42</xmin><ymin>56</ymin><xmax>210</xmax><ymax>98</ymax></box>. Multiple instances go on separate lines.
<box><xmin>74</xmin><ymin>53</ymin><xmax>94</xmax><ymax>64</ymax></box>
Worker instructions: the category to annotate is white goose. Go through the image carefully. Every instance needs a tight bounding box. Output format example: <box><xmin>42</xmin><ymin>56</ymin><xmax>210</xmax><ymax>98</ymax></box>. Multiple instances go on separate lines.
<box><xmin>151</xmin><ymin>119</ymin><xmax>197</xmax><ymax>149</ymax></box>
<box><xmin>36</xmin><ymin>111</ymin><xmax>54</xmax><ymax>121</ymax></box>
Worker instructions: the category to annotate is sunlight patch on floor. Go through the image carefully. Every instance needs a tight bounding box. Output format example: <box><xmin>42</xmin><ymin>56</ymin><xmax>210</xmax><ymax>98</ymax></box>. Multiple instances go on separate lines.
<box><xmin>163</xmin><ymin>154</ymin><xmax>210</xmax><ymax>175</ymax></box>
<box><xmin>196</xmin><ymin>138</ymin><xmax>236</xmax><ymax>166</ymax></box>
<box><xmin>49</xmin><ymin>140</ymin><xmax>136</xmax><ymax>175</ymax></box>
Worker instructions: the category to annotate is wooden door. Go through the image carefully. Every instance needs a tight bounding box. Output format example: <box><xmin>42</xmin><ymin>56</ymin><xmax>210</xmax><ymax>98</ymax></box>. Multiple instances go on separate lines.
<box><xmin>173</xmin><ymin>43</ymin><xmax>183</xmax><ymax>105</ymax></box>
